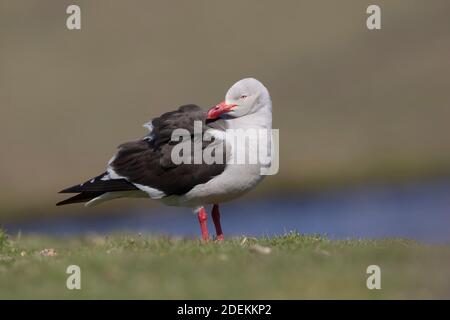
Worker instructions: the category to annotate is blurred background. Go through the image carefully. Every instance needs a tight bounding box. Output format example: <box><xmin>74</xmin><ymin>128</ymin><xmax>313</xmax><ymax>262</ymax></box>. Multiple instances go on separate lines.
<box><xmin>1</xmin><ymin>0</ymin><xmax>449</xmax><ymax>242</ymax></box>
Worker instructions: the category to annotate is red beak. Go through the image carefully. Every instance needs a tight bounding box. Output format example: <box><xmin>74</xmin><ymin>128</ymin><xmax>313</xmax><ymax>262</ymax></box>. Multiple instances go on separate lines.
<box><xmin>206</xmin><ymin>101</ymin><xmax>236</xmax><ymax>120</ymax></box>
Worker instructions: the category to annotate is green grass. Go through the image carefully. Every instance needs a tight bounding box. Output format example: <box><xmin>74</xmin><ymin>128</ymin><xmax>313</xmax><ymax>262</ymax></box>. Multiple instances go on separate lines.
<box><xmin>1</xmin><ymin>230</ymin><xmax>449</xmax><ymax>299</ymax></box>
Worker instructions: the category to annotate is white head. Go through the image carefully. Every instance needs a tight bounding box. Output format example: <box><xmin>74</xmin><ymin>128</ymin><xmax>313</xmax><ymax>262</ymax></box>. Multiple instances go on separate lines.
<box><xmin>207</xmin><ymin>78</ymin><xmax>271</xmax><ymax>120</ymax></box>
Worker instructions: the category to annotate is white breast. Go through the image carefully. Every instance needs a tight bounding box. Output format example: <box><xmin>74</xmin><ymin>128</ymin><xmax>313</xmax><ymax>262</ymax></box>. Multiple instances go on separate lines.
<box><xmin>162</xmin><ymin>106</ymin><xmax>272</xmax><ymax>208</ymax></box>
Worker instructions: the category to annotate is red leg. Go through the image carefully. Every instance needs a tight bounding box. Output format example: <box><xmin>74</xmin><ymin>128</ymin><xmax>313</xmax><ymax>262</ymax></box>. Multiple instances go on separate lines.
<box><xmin>197</xmin><ymin>207</ymin><xmax>209</xmax><ymax>241</ymax></box>
<box><xmin>212</xmin><ymin>204</ymin><xmax>224</xmax><ymax>241</ymax></box>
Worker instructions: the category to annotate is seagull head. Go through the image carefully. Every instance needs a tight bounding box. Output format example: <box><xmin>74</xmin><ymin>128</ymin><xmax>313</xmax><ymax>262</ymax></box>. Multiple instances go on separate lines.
<box><xmin>207</xmin><ymin>78</ymin><xmax>271</xmax><ymax>120</ymax></box>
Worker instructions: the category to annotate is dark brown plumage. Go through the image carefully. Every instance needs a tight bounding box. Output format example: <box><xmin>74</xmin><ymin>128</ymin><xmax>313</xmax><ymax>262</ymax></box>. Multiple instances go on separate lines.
<box><xmin>57</xmin><ymin>104</ymin><xmax>227</xmax><ymax>205</ymax></box>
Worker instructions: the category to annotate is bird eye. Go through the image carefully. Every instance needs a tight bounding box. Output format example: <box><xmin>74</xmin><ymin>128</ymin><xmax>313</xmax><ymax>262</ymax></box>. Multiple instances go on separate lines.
<box><xmin>240</xmin><ymin>95</ymin><xmax>248</xmax><ymax>99</ymax></box>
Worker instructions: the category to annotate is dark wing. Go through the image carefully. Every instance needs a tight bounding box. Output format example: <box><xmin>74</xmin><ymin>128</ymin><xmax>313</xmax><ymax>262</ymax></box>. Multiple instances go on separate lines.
<box><xmin>56</xmin><ymin>172</ymin><xmax>139</xmax><ymax>206</ymax></box>
<box><xmin>58</xmin><ymin>172</ymin><xmax>138</xmax><ymax>193</ymax></box>
<box><xmin>149</xmin><ymin>104</ymin><xmax>206</xmax><ymax>147</ymax></box>
<box><xmin>111</xmin><ymin>104</ymin><xmax>227</xmax><ymax>196</ymax></box>
<box><xmin>57</xmin><ymin>104</ymin><xmax>227</xmax><ymax>206</ymax></box>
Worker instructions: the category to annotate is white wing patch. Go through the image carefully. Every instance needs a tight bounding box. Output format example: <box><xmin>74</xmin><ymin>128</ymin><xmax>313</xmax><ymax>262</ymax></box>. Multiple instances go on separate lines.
<box><xmin>105</xmin><ymin>166</ymin><xmax>124</xmax><ymax>180</ymax></box>
<box><xmin>143</xmin><ymin>120</ymin><xmax>155</xmax><ymax>141</ymax></box>
<box><xmin>102</xmin><ymin>154</ymin><xmax>125</xmax><ymax>181</ymax></box>
<box><xmin>133</xmin><ymin>183</ymin><xmax>166</xmax><ymax>199</ymax></box>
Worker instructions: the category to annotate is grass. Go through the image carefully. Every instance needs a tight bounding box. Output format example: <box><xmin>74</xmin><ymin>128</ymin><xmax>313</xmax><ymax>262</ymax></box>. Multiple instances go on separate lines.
<box><xmin>1</xmin><ymin>229</ymin><xmax>449</xmax><ymax>299</ymax></box>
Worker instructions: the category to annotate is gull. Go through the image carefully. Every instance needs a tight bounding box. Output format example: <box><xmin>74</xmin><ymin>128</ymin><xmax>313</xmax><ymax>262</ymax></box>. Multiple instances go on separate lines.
<box><xmin>57</xmin><ymin>78</ymin><xmax>273</xmax><ymax>241</ymax></box>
